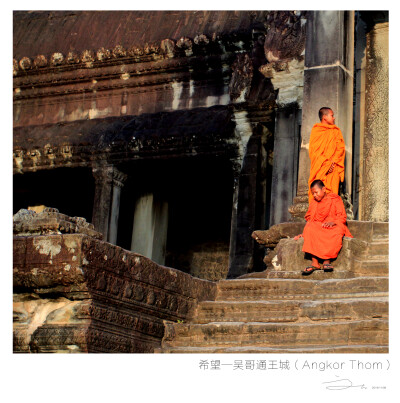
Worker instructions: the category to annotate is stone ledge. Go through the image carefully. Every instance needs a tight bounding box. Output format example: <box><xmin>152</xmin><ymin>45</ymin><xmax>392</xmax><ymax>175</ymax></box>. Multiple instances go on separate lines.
<box><xmin>251</xmin><ymin>221</ymin><xmax>388</xmax><ymax>275</ymax></box>
<box><xmin>13</xmin><ymin>208</ymin><xmax>103</xmax><ymax>239</ymax></box>
<box><xmin>252</xmin><ymin>221</ymin><xmax>388</xmax><ymax>247</ymax></box>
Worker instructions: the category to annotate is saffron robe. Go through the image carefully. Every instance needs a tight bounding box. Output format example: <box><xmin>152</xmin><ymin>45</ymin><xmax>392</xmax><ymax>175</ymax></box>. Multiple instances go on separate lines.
<box><xmin>302</xmin><ymin>193</ymin><xmax>352</xmax><ymax>260</ymax></box>
<box><xmin>308</xmin><ymin>123</ymin><xmax>346</xmax><ymax>203</ymax></box>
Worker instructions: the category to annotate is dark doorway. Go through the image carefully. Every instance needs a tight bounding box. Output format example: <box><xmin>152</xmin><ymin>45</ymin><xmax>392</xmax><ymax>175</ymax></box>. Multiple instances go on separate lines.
<box><xmin>117</xmin><ymin>156</ymin><xmax>234</xmax><ymax>279</ymax></box>
<box><xmin>13</xmin><ymin>167</ymin><xmax>95</xmax><ymax>222</ymax></box>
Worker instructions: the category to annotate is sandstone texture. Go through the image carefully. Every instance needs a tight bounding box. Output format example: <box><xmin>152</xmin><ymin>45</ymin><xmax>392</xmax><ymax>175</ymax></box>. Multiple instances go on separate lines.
<box><xmin>13</xmin><ymin>211</ymin><xmax>216</xmax><ymax>353</ymax></box>
<box><xmin>157</xmin><ymin>221</ymin><xmax>388</xmax><ymax>353</ymax></box>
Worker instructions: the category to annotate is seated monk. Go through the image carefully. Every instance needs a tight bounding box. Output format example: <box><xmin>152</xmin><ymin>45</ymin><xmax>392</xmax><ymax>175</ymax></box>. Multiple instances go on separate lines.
<box><xmin>294</xmin><ymin>179</ymin><xmax>352</xmax><ymax>275</ymax></box>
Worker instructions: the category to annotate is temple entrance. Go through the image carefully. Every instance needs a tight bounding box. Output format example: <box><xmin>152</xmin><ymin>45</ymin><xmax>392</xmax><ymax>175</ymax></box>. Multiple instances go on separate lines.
<box><xmin>117</xmin><ymin>156</ymin><xmax>234</xmax><ymax>280</ymax></box>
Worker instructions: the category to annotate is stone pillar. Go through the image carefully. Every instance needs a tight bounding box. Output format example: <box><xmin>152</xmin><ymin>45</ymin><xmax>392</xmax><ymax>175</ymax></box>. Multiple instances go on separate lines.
<box><xmin>289</xmin><ymin>11</ymin><xmax>355</xmax><ymax>220</ymax></box>
<box><xmin>108</xmin><ymin>169</ymin><xmax>128</xmax><ymax>245</ymax></box>
<box><xmin>92</xmin><ymin>164</ymin><xmax>127</xmax><ymax>244</ymax></box>
<box><xmin>92</xmin><ymin>165</ymin><xmax>113</xmax><ymax>240</ymax></box>
<box><xmin>131</xmin><ymin>193</ymin><xmax>169</xmax><ymax>265</ymax></box>
<box><xmin>227</xmin><ymin>110</ymin><xmax>266</xmax><ymax>278</ymax></box>
<box><xmin>269</xmin><ymin>106</ymin><xmax>301</xmax><ymax>226</ymax></box>
<box><xmin>352</xmin><ymin>13</ymin><xmax>368</xmax><ymax>220</ymax></box>
<box><xmin>359</xmin><ymin>21</ymin><xmax>389</xmax><ymax>221</ymax></box>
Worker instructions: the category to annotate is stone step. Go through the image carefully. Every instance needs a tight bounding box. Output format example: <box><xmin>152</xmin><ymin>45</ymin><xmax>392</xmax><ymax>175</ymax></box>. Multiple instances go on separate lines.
<box><xmin>156</xmin><ymin>344</ymin><xmax>388</xmax><ymax>354</ymax></box>
<box><xmin>216</xmin><ymin>277</ymin><xmax>388</xmax><ymax>301</ymax></box>
<box><xmin>262</xmin><ymin>258</ymin><xmax>389</xmax><ymax>279</ymax></box>
<box><xmin>195</xmin><ymin>297</ymin><xmax>388</xmax><ymax>324</ymax></box>
<box><xmin>265</xmin><ymin>270</ymin><xmax>388</xmax><ymax>279</ymax></box>
<box><xmin>352</xmin><ymin>259</ymin><xmax>389</xmax><ymax>276</ymax></box>
<box><xmin>371</xmin><ymin>222</ymin><xmax>389</xmax><ymax>239</ymax></box>
<box><xmin>243</xmin><ymin>269</ymin><xmax>356</xmax><ymax>280</ymax></box>
<box><xmin>365</xmin><ymin>255</ymin><xmax>389</xmax><ymax>262</ymax></box>
<box><xmin>368</xmin><ymin>241</ymin><xmax>389</xmax><ymax>256</ymax></box>
<box><xmin>161</xmin><ymin>319</ymin><xmax>388</xmax><ymax>348</ymax></box>
<box><xmin>374</xmin><ymin>236</ymin><xmax>389</xmax><ymax>243</ymax></box>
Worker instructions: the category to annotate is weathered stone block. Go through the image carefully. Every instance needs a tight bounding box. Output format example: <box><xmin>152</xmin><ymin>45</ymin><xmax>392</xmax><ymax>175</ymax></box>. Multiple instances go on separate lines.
<box><xmin>373</xmin><ymin>222</ymin><xmax>389</xmax><ymax>238</ymax></box>
<box><xmin>347</xmin><ymin>221</ymin><xmax>373</xmax><ymax>241</ymax></box>
<box><xmin>14</xmin><ymin>234</ymin><xmax>87</xmax><ymax>294</ymax></box>
<box><xmin>13</xmin><ymin>231</ymin><xmax>217</xmax><ymax>353</ymax></box>
<box><xmin>252</xmin><ymin>222</ymin><xmax>306</xmax><ymax>248</ymax></box>
<box><xmin>272</xmin><ymin>236</ymin><xmax>356</xmax><ymax>273</ymax></box>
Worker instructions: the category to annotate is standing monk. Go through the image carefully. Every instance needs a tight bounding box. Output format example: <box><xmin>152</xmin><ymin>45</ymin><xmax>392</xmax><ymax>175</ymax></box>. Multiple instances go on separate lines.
<box><xmin>295</xmin><ymin>180</ymin><xmax>352</xmax><ymax>275</ymax></box>
<box><xmin>308</xmin><ymin>107</ymin><xmax>346</xmax><ymax>204</ymax></box>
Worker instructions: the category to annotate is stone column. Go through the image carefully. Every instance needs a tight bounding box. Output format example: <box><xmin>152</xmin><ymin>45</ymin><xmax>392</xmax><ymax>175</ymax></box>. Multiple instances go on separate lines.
<box><xmin>108</xmin><ymin>169</ymin><xmax>128</xmax><ymax>245</ymax></box>
<box><xmin>352</xmin><ymin>13</ymin><xmax>368</xmax><ymax>220</ymax></box>
<box><xmin>359</xmin><ymin>21</ymin><xmax>389</xmax><ymax>221</ymax></box>
<box><xmin>92</xmin><ymin>164</ymin><xmax>127</xmax><ymax>244</ymax></box>
<box><xmin>131</xmin><ymin>193</ymin><xmax>169</xmax><ymax>265</ymax></box>
<box><xmin>92</xmin><ymin>165</ymin><xmax>114</xmax><ymax>240</ymax></box>
<box><xmin>227</xmin><ymin>110</ymin><xmax>265</xmax><ymax>278</ymax></box>
<box><xmin>269</xmin><ymin>106</ymin><xmax>301</xmax><ymax>226</ymax></box>
<box><xmin>289</xmin><ymin>11</ymin><xmax>355</xmax><ymax>220</ymax></box>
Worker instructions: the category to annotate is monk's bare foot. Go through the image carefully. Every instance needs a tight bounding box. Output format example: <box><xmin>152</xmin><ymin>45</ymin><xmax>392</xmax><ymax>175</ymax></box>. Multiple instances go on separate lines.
<box><xmin>311</xmin><ymin>257</ymin><xmax>320</xmax><ymax>269</ymax></box>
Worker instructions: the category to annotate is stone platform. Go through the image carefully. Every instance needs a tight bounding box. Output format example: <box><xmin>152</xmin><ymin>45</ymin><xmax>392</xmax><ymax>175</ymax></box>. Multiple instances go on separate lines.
<box><xmin>157</xmin><ymin>221</ymin><xmax>389</xmax><ymax>353</ymax></box>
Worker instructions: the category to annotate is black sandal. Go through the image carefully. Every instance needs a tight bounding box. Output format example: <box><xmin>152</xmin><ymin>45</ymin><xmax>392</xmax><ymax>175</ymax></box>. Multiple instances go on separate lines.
<box><xmin>323</xmin><ymin>263</ymin><xmax>334</xmax><ymax>272</ymax></box>
<box><xmin>302</xmin><ymin>266</ymin><xmax>321</xmax><ymax>275</ymax></box>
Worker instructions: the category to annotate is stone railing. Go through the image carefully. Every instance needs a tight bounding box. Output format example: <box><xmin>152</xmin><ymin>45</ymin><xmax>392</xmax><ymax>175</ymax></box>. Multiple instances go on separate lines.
<box><xmin>13</xmin><ymin>209</ymin><xmax>216</xmax><ymax>353</ymax></box>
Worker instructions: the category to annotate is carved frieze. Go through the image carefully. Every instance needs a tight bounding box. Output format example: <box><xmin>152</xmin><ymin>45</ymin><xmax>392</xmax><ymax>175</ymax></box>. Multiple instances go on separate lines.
<box><xmin>258</xmin><ymin>11</ymin><xmax>307</xmax><ymax>107</ymax></box>
<box><xmin>263</xmin><ymin>11</ymin><xmax>307</xmax><ymax>63</ymax></box>
<box><xmin>13</xmin><ymin>32</ymin><xmax>246</xmax><ymax>80</ymax></box>
<box><xmin>229</xmin><ymin>53</ymin><xmax>254</xmax><ymax>102</ymax></box>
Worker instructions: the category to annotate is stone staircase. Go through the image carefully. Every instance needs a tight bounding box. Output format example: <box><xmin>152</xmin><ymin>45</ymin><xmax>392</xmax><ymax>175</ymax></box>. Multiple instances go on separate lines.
<box><xmin>156</xmin><ymin>222</ymin><xmax>388</xmax><ymax>353</ymax></box>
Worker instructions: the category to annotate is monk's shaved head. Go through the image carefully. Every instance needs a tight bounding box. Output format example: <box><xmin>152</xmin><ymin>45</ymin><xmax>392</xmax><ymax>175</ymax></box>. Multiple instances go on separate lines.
<box><xmin>318</xmin><ymin>107</ymin><xmax>332</xmax><ymax>121</ymax></box>
<box><xmin>310</xmin><ymin>179</ymin><xmax>325</xmax><ymax>189</ymax></box>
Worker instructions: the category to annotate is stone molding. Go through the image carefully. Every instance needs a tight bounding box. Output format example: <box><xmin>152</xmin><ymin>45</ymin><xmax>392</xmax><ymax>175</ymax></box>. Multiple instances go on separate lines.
<box><xmin>13</xmin><ymin>53</ymin><xmax>235</xmax><ymax>102</ymax></box>
<box><xmin>13</xmin><ymin>34</ymin><xmax>243</xmax><ymax>76</ymax></box>
<box><xmin>13</xmin><ymin>105</ymin><xmax>245</xmax><ymax>174</ymax></box>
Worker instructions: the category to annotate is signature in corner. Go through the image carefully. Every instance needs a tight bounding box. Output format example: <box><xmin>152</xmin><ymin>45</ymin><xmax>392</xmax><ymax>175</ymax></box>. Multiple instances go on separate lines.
<box><xmin>323</xmin><ymin>377</ymin><xmax>367</xmax><ymax>390</ymax></box>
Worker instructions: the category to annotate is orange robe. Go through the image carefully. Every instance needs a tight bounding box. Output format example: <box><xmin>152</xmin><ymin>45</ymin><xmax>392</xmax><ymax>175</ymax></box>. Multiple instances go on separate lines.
<box><xmin>302</xmin><ymin>193</ymin><xmax>352</xmax><ymax>260</ymax></box>
<box><xmin>308</xmin><ymin>123</ymin><xmax>346</xmax><ymax>203</ymax></box>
